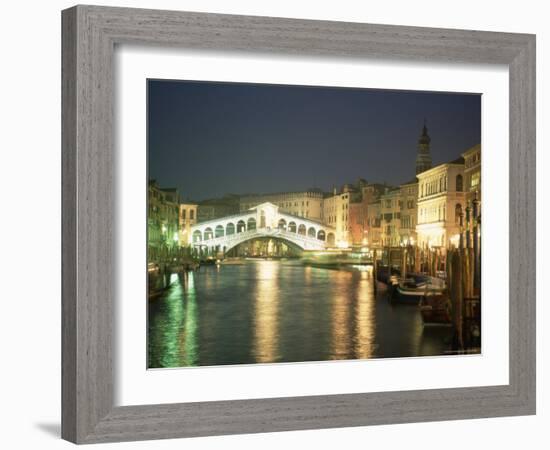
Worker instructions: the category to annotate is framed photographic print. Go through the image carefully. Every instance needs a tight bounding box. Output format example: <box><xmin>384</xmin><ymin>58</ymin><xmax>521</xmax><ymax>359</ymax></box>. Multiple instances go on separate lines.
<box><xmin>62</xmin><ymin>5</ymin><xmax>536</xmax><ymax>444</ymax></box>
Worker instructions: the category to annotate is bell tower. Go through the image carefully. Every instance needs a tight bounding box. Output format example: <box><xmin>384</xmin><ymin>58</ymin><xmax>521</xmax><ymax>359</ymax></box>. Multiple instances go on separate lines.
<box><xmin>415</xmin><ymin>120</ymin><xmax>432</xmax><ymax>175</ymax></box>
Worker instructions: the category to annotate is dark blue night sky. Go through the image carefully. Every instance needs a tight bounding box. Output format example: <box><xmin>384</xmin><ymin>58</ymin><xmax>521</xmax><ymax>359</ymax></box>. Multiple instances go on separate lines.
<box><xmin>148</xmin><ymin>79</ymin><xmax>481</xmax><ymax>202</ymax></box>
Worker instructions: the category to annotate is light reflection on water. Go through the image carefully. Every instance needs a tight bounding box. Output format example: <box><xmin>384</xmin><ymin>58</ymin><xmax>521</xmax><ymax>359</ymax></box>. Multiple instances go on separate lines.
<box><xmin>148</xmin><ymin>260</ymin><xmax>452</xmax><ymax>368</ymax></box>
<box><xmin>253</xmin><ymin>261</ymin><xmax>280</xmax><ymax>363</ymax></box>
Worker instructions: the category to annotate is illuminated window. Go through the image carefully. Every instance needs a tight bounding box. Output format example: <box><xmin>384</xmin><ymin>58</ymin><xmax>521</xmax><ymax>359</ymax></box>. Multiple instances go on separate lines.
<box><xmin>471</xmin><ymin>172</ymin><xmax>480</xmax><ymax>189</ymax></box>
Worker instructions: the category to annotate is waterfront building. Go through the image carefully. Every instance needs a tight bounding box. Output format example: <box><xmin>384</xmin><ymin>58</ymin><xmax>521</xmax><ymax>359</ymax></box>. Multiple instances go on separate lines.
<box><xmin>349</xmin><ymin>183</ymin><xmax>386</xmax><ymax>246</ymax></box>
<box><xmin>322</xmin><ymin>185</ymin><xmax>357</xmax><ymax>246</ymax></box>
<box><xmin>197</xmin><ymin>195</ymin><xmax>240</xmax><ymax>223</ymax></box>
<box><xmin>399</xmin><ymin>180</ymin><xmax>418</xmax><ymax>245</ymax></box>
<box><xmin>179</xmin><ymin>202</ymin><xmax>198</xmax><ymax>246</ymax></box>
<box><xmin>462</xmin><ymin>144</ymin><xmax>482</xmax><ymax>290</ymax></box>
<box><xmin>239</xmin><ymin>189</ymin><xmax>324</xmax><ymax>222</ymax></box>
<box><xmin>462</xmin><ymin>144</ymin><xmax>481</xmax><ymax>207</ymax></box>
<box><xmin>365</xmin><ymin>201</ymin><xmax>382</xmax><ymax>249</ymax></box>
<box><xmin>415</xmin><ymin>121</ymin><xmax>433</xmax><ymax>175</ymax></box>
<box><xmin>415</xmin><ymin>158</ymin><xmax>466</xmax><ymax>250</ymax></box>
<box><xmin>147</xmin><ymin>180</ymin><xmax>180</xmax><ymax>253</ymax></box>
<box><xmin>380</xmin><ymin>187</ymin><xmax>402</xmax><ymax>247</ymax></box>
<box><xmin>348</xmin><ymin>201</ymin><xmax>364</xmax><ymax>246</ymax></box>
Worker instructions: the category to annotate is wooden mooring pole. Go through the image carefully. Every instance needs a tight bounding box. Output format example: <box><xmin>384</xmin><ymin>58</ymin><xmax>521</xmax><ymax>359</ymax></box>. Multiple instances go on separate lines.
<box><xmin>373</xmin><ymin>249</ymin><xmax>378</xmax><ymax>294</ymax></box>
<box><xmin>450</xmin><ymin>249</ymin><xmax>464</xmax><ymax>350</ymax></box>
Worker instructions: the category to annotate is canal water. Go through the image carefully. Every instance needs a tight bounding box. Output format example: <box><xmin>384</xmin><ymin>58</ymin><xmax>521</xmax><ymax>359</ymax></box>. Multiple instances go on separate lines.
<box><xmin>148</xmin><ymin>259</ymin><xmax>453</xmax><ymax>368</ymax></box>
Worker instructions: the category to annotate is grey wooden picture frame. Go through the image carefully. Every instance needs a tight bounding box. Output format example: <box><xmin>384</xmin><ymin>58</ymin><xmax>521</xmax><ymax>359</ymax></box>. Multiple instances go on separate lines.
<box><xmin>62</xmin><ymin>4</ymin><xmax>536</xmax><ymax>444</ymax></box>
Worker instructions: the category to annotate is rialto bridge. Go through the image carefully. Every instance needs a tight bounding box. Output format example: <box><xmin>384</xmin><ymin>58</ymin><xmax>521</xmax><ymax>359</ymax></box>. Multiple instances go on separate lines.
<box><xmin>190</xmin><ymin>202</ymin><xmax>336</xmax><ymax>254</ymax></box>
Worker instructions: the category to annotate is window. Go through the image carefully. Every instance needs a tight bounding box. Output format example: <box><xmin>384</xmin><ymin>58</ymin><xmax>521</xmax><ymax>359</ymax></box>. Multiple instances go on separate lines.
<box><xmin>456</xmin><ymin>174</ymin><xmax>463</xmax><ymax>192</ymax></box>
<box><xmin>181</xmin><ymin>209</ymin><xmax>186</xmax><ymax>220</ymax></box>
<box><xmin>471</xmin><ymin>172</ymin><xmax>480</xmax><ymax>189</ymax></box>
<box><xmin>455</xmin><ymin>203</ymin><xmax>463</xmax><ymax>224</ymax></box>
<box><xmin>190</xmin><ymin>210</ymin><xmax>194</xmax><ymax>220</ymax></box>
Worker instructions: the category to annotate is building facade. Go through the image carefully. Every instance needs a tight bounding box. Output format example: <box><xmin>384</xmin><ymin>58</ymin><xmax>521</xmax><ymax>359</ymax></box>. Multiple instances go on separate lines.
<box><xmin>147</xmin><ymin>180</ymin><xmax>180</xmax><ymax>252</ymax></box>
<box><xmin>322</xmin><ymin>186</ymin><xmax>356</xmax><ymax>246</ymax></box>
<box><xmin>415</xmin><ymin>158</ymin><xmax>466</xmax><ymax>250</ymax></box>
<box><xmin>179</xmin><ymin>202</ymin><xmax>198</xmax><ymax>246</ymax></box>
<box><xmin>348</xmin><ymin>183</ymin><xmax>386</xmax><ymax>246</ymax></box>
<box><xmin>239</xmin><ymin>190</ymin><xmax>324</xmax><ymax>222</ymax></box>
<box><xmin>366</xmin><ymin>201</ymin><xmax>382</xmax><ymax>249</ymax></box>
<box><xmin>462</xmin><ymin>144</ymin><xmax>481</xmax><ymax>207</ymax></box>
<box><xmin>197</xmin><ymin>195</ymin><xmax>240</xmax><ymax>223</ymax></box>
<box><xmin>399</xmin><ymin>180</ymin><xmax>418</xmax><ymax>245</ymax></box>
<box><xmin>380</xmin><ymin>188</ymin><xmax>402</xmax><ymax>247</ymax></box>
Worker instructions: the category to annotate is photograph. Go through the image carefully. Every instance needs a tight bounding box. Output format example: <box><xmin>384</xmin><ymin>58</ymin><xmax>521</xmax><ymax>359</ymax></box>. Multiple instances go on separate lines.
<box><xmin>146</xmin><ymin>79</ymin><xmax>482</xmax><ymax>369</ymax></box>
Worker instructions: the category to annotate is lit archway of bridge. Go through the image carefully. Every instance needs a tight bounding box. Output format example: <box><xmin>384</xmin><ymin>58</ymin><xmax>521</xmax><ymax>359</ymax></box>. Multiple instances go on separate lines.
<box><xmin>190</xmin><ymin>202</ymin><xmax>337</xmax><ymax>254</ymax></box>
<box><xmin>226</xmin><ymin>222</ymin><xmax>235</xmax><ymax>235</ymax></box>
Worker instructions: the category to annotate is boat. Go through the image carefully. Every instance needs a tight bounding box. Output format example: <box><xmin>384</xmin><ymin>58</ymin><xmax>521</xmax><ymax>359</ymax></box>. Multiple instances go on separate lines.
<box><xmin>419</xmin><ymin>294</ymin><xmax>452</xmax><ymax>326</ymax></box>
<box><xmin>388</xmin><ymin>274</ymin><xmax>445</xmax><ymax>305</ymax></box>
<box><xmin>219</xmin><ymin>258</ymin><xmax>246</xmax><ymax>265</ymax></box>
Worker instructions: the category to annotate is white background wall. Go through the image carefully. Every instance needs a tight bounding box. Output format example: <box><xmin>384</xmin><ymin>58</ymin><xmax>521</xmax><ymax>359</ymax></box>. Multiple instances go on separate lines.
<box><xmin>0</xmin><ymin>1</ymin><xmax>546</xmax><ymax>448</ymax></box>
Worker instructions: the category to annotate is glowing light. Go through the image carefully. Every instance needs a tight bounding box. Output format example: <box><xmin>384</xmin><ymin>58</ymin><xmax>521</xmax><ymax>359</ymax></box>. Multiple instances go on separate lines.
<box><xmin>450</xmin><ymin>234</ymin><xmax>460</xmax><ymax>247</ymax></box>
<box><xmin>337</xmin><ymin>240</ymin><xmax>349</xmax><ymax>249</ymax></box>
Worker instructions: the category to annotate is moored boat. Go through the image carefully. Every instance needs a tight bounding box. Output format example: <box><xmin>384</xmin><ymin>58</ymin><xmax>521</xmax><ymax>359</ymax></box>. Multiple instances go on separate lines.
<box><xmin>388</xmin><ymin>274</ymin><xmax>445</xmax><ymax>305</ymax></box>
